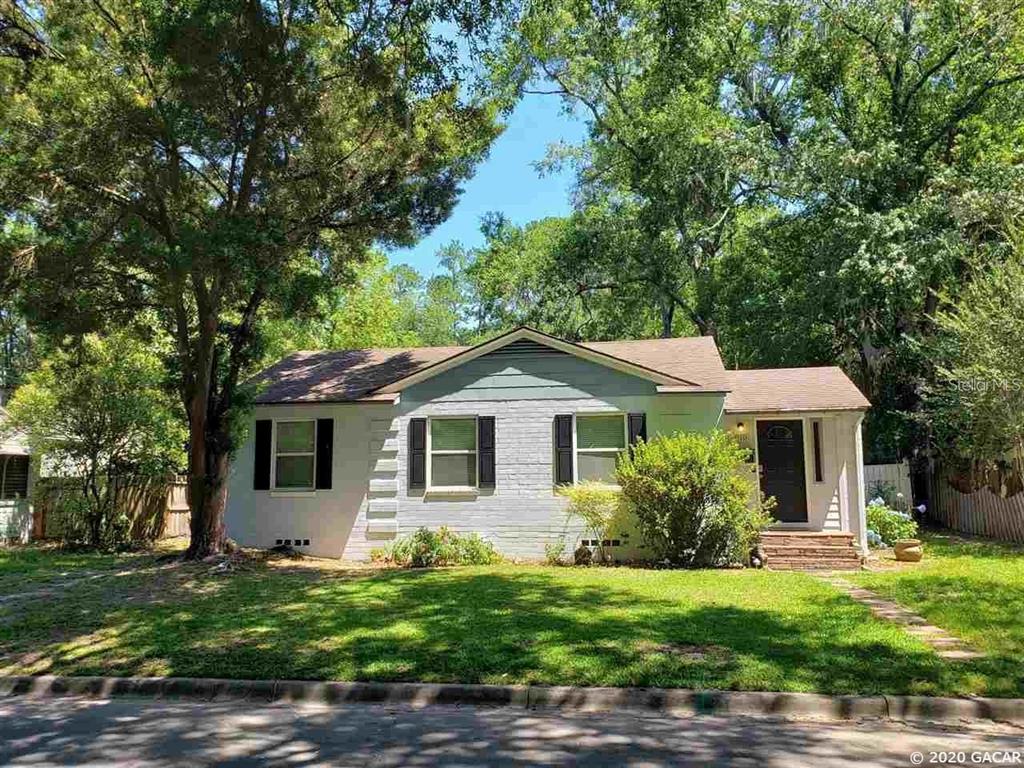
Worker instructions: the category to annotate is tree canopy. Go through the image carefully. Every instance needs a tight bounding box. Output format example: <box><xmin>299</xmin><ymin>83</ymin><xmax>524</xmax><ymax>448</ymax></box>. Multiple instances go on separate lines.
<box><xmin>479</xmin><ymin>0</ymin><xmax>1024</xmax><ymax>462</ymax></box>
<box><xmin>1</xmin><ymin>0</ymin><xmax>518</xmax><ymax>555</ymax></box>
<box><xmin>3</xmin><ymin>0</ymin><xmax>1023</xmax><ymax>532</ymax></box>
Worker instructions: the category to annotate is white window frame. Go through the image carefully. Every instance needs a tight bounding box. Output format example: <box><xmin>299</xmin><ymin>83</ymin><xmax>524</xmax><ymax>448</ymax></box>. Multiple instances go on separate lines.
<box><xmin>271</xmin><ymin>419</ymin><xmax>317</xmax><ymax>493</ymax></box>
<box><xmin>426</xmin><ymin>415</ymin><xmax>478</xmax><ymax>492</ymax></box>
<box><xmin>573</xmin><ymin>412</ymin><xmax>628</xmax><ymax>487</ymax></box>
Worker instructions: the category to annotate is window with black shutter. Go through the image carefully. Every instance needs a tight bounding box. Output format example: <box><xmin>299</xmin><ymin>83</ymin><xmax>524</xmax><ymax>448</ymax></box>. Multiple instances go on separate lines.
<box><xmin>408</xmin><ymin>418</ymin><xmax>427</xmax><ymax>489</ymax></box>
<box><xmin>478</xmin><ymin>417</ymin><xmax>495</xmax><ymax>488</ymax></box>
<box><xmin>554</xmin><ymin>415</ymin><xmax>574</xmax><ymax>484</ymax></box>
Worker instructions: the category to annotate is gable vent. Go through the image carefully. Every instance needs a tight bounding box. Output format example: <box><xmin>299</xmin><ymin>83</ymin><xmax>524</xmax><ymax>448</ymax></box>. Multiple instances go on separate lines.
<box><xmin>486</xmin><ymin>338</ymin><xmax>568</xmax><ymax>357</ymax></box>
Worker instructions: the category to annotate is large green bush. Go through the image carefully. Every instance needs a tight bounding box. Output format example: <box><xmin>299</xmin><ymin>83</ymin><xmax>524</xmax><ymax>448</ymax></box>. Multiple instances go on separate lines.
<box><xmin>616</xmin><ymin>430</ymin><xmax>771</xmax><ymax>567</ymax></box>
<box><xmin>371</xmin><ymin>527</ymin><xmax>502</xmax><ymax>567</ymax></box>
<box><xmin>6</xmin><ymin>333</ymin><xmax>186</xmax><ymax>549</ymax></box>
<box><xmin>865</xmin><ymin>499</ymin><xmax>918</xmax><ymax>546</ymax></box>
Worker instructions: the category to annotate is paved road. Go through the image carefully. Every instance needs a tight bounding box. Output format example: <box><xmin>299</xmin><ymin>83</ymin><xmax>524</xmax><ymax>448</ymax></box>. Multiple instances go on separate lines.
<box><xmin>1</xmin><ymin>697</ymin><xmax>1021</xmax><ymax>767</ymax></box>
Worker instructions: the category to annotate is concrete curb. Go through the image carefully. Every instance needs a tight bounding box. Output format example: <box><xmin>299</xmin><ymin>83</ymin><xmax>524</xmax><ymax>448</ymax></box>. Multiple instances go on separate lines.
<box><xmin>1</xmin><ymin>676</ymin><xmax>1022</xmax><ymax>725</ymax></box>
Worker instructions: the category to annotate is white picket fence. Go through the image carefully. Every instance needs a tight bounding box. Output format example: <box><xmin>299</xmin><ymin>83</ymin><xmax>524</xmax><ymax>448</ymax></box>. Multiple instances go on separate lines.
<box><xmin>864</xmin><ymin>461</ymin><xmax>914</xmax><ymax>509</ymax></box>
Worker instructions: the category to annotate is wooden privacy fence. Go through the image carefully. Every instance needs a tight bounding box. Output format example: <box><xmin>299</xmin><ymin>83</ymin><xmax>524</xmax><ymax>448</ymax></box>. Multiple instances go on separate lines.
<box><xmin>929</xmin><ymin>466</ymin><xmax>1024</xmax><ymax>543</ymax></box>
<box><xmin>34</xmin><ymin>475</ymin><xmax>190</xmax><ymax>542</ymax></box>
<box><xmin>864</xmin><ymin>461</ymin><xmax>914</xmax><ymax>508</ymax></box>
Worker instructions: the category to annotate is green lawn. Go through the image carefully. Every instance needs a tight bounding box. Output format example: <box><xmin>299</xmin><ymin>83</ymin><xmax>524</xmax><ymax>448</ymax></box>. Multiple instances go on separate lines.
<box><xmin>0</xmin><ymin>545</ymin><xmax>169</xmax><ymax>596</ymax></box>
<box><xmin>850</xmin><ymin>530</ymin><xmax>1024</xmax><ymax>697</ymax></box>
<box><xmin>0</xmin><ymin>552</ymin><xmax>994</xmax><ymax>696</ymax></box>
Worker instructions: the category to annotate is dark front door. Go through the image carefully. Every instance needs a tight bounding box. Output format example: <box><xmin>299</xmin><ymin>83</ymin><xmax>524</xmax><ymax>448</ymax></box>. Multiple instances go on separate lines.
<box><xmin>757</xmin><ymin>420</ymin><xmax>808</xmax><ymax>523</ymax></box>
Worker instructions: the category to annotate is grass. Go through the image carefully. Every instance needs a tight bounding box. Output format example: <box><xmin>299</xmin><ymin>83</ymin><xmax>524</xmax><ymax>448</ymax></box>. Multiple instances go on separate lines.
<box><xmin>0</xmin><ymin>550</ymin><xmax>988</xmax><ymax>696</ymax></box>
<box><xmin>851</xmin><ymin>529</ymin><xmax>1024</xmax><ymax>697</ymax></box>
<box><xmin>3</xmin><ymin>534</ymin><xmax>1022</xmax><ymax>697</ymax></box>
<box><xmin>0</xmin><ymin>544</ymin><xmax>173</xmax><ymax>596</ymax></box>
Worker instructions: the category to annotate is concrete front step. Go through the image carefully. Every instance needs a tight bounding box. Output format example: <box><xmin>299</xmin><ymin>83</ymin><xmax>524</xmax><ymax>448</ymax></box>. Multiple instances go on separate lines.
<box><xmin>766</xmin><ymin>556</ymin><xmax>862</xmax><ymax>566</ymax></box>
<box><xmin>759</xmin><ymin>532</ymin><xmax>862</xmax><ymax>571</ymax></box>
<box><xmin>765</xmin><ymin>565</ymin><xmax>860</xmax><ymax>573</ymax></box>
<box><xmin>760</xmin><ymin>533</ymin><xmax>855</xmax><ymax>548</ymax></box>
<box><xmin>760</xmin><ymin>545</ymin><xmax>862</xmax><ymax>559</ymax></box>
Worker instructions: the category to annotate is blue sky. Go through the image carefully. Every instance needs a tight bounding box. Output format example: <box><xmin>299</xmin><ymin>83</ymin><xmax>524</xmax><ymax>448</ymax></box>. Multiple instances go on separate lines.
<box><xmin>386</xmin><ymin>94</ymin><xmax>588</xmax><ymax>276</ymax></box>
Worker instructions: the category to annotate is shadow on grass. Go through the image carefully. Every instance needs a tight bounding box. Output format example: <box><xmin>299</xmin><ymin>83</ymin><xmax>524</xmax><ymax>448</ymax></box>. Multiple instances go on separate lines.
<box><xmin>855</xmin><ymin>528</ymin><xmax>1024</xmax><ymax>695</ymax></box>
<box><xmin>0</xmin><ymin>564</ymin><xmax>991</xmax><ymax>696</ymax></box>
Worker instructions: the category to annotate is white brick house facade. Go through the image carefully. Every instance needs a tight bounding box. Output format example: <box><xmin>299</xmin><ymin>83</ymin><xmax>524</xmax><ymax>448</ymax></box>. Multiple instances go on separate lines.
<box><xmin>225</xmin><ymin>327</ymin><xmax>870</xmax><ymax>560</ymax></box>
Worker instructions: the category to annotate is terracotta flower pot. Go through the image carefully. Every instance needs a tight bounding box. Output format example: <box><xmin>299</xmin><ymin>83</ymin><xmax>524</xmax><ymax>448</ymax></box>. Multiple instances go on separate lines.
<box><xmin>894</xmin><ymin>539</ymin><xmax>923</xmax><ymax>562</ymax></box>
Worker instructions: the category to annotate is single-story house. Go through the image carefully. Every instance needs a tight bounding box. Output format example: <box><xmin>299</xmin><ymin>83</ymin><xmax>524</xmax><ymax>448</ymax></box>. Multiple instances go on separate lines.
<box><xmin>225</xmin><ymin>326</ymin><xmax>870</xmax><ymax>563</ymax></box>
<box><xmin>0</xmin><ymin>406</ymin><xmax>33</xmax><ymax>544</ymax></box>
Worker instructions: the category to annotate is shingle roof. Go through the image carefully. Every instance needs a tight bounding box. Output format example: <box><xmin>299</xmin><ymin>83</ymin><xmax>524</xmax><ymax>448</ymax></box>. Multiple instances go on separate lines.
<box><xmin>252</xmin><ymin>329</ymin><xmax>869</xmax><ymax>413</ymax></box>
<box><xmin>253</xmin><ymin>346</ymin><xmax>465</xmax><ymax>404</ymax></box>
<box><xmin>253</xmin><ymin>334</ymin><xmax>728</xmax><ymax>404</ymax></box>
<box><xmin>584</xmin><ymin>337</ymin><xmax>731</xmax><ymax>390</ymax></box>
<box><xmin>723</xmin><ymin>367</ymin><xmax>870</xmax><ymax>413</ymax></box>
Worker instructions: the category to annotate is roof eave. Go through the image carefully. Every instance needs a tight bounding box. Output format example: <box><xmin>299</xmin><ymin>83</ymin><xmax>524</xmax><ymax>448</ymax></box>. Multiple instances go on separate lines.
<box><xmin>656</xmin><ymin>385</ymin><xmax>731</xmax><ymax>395</ymax></box>
<box><xmin>255</xmin><ymin>392</ymin><xmax>401</xmax><ymax>406</ymax></box>
<box><xmin>724</xmin><ymin>404</ymin><xmax>870</xmax><ymax>414</ymax></box>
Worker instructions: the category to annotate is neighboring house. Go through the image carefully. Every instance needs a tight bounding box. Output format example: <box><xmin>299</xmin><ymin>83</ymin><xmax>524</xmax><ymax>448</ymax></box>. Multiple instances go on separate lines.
<box><xmin>225</xmin><ymin>326</ymin><xmax>870</xmax><ymax>562</ymax></box>
<box><xmin>0</xmin><ymin>406</ymin><xmax>33</xmax><ymax>543</ymax></box>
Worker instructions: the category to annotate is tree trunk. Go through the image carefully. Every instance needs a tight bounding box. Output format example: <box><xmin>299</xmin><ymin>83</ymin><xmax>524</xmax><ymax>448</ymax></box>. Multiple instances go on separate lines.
<box><xmin>179</xmin><ymin>281</ymin><xmax>263</xmax><ymax>559</ymax></box>
<box><xmin>660</xmin><ymin>301</ymin><xmax>674</xmax><ymax>338</ymax></box>
<box><xmin>183</xmin><ymin>303</ymin><xmax>229</xmax><ymax>559</ymax></box>
<box><xmin>185</xmin><ymin>438</ymin><xmax>229</xmax><ymax>559</ymax></box>
<box><xmin>184</xmin><ymin>377</ymin><xmax>231</xmax><ymax>558</ymax></box>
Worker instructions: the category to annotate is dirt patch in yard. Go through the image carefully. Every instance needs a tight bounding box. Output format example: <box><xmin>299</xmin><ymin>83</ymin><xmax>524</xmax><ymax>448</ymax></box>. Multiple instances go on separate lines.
<box><xmin>636</xmin><ymin>641</ymin><xmax>733</xmax><ymax>663</ymax></box>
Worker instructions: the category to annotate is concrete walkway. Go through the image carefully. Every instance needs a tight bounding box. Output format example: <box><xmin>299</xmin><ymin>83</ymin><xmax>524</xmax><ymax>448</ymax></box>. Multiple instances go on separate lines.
<box><xmin>1</xmin><ymin>697</ymin><xmax>1022</xmax><ymax>767</ymax></box>
<box><xmin>821</xmin><ymin>575</ymin><xmax>984</xmax><ymax>661</ymax></box>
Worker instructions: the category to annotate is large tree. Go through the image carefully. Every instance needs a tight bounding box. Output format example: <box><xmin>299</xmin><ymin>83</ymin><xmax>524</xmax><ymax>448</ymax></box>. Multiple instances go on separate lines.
<box><xmin>456</xmin><ymin>212</ymin><xmax>687</xmax><ymax>340</ymax></box>
<box><xmin>719</xmin><ymin>0</ymin><xmax>1024</xmax><ymax>459</ymax></box>
<box><xmin>503</xmin><ymin>0</ymin><xmax>1024</xmax><ymax>459</ymax></box>
<box><xmin>925</xmin><ymin>235</ymin><xmax>1024</xmax><ymax>472</ymax></box>
<box><xmin>1</xmin><ymin>0</ymin><xmax>515</xmax><ymax>557</ymax></box>
<box><xmin>503</xmin><ymin>0</ymin><xmax>766</xmax><ymax>338</ymax></box>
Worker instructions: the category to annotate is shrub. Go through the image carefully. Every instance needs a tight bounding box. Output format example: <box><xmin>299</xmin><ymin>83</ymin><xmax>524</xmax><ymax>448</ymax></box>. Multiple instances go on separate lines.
<box><xmin>373</xmin><ymin>527</ymin><xmax>501</xmax><ymax>567</ymax></box>
<box><xmin>616</xmin><ymin>430</ymin><xmax>772</xmax><ymax>567</ymax></box>
<box><xmin>6</xmin><ymin>333</ymin><xmax>185</xmax><ymax>549</ymax></box>
<box><xmin>865</xmin><ymin>498</ymin><xmax>918</xmax><ymax>546</ymax></box>
<box><xmin>543</xmin><ymin>540</ymin><xmax>566</xmax><ymax>566</ymax></box>
<box><xmin>557</xmin><ymin>481</ymin><xmax>622</xmax><ymax>562</ymax></box>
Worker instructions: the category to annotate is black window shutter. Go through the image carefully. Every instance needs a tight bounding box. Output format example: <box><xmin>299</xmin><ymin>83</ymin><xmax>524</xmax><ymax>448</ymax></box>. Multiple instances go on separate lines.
<box><xmin>554</xmin><ymin>415</ymin><xmax>573</xmax><ymax>484</ymax></box>
<box><xmin>315</xmin><ymin>418</ymin><xmax>334</xmax><ymax>490</ymax></box>
<box><xmin>253</xmin><ymin>420</ymin><xmax>272</xmax><ymax>490</ymax></box>
<box><xmin>628</xmin><ymin>413</ymin><xmax>647</xmax><ymax>446</ymax></box>
<box><xmin>478</xmin><ymin>416</ymin><xmax>495</xmax><ymax>488</ymax></box>
<box><xmin>409</xmin><ymin>418</ymin><xmax>427</xmax><ymax>489</ymax></box>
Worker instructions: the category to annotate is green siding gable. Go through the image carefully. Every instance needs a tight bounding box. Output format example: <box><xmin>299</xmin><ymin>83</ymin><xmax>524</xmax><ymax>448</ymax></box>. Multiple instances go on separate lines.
<box><xmin>403</xmin><ymin>349</ymin><xmax>658</xmax><ymax>403</ymax></box>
